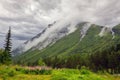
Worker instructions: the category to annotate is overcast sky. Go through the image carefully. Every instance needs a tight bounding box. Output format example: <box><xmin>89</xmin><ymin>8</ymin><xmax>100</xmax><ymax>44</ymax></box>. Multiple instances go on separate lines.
<box><xmin>0</xmin><ymin>0</ymin><xmax>120</xmax><ymax>49</ymax></box>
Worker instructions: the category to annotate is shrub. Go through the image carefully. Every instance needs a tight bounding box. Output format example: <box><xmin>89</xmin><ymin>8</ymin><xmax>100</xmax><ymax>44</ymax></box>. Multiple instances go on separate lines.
<box><xmin>38</xmin><ymin>59</ymin><xmax>46</xmax><ymax>66</ymax></box>
<box><xmin>15</xmin><ymin>67</ymin><xmax>52</xmax><ymax>75</ymax></box>
<box><xmin>8</xmin><ymin>70</ymin><xmax>16</xmax><ymax>77</ymax></box>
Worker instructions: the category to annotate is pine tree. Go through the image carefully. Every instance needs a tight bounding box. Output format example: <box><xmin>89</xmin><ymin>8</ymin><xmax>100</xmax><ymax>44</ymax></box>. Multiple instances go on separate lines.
<box><xmin>3</xmin><ymin>26</ymin><xmax>12</xmax><ymax>64</ymax></box>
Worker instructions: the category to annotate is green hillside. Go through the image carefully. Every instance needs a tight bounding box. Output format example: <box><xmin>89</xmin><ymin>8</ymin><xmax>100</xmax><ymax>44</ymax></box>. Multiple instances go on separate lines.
<box><xmin>13</xmin><ymin>24</ymin><xmax>120</xmax><ymax>67</ymax></box>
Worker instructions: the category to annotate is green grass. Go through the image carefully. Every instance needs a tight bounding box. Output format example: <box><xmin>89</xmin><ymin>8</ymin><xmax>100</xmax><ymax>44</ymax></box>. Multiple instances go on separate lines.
<box><xmin>52</xmin><ymin>69</ymin><xmax>106</xmax><ymax>80</ymax></box>
<box><xmin>0</xmin><ymin>65</ymin><xmax>120</xmax><ymax>80</ymax></box>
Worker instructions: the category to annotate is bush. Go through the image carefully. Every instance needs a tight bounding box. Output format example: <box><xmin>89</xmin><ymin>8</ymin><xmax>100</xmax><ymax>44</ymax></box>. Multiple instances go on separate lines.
<box><xmin>8</xmin><ymin>70</ymin><xmax>16</xmax><ymax>77</ymax></box>
<box><xmin>24</xmin><ymin>69</ymin><xmax>52</xmax><ymax>75</ymax></box>
<box><xmin>15</xmin><ymin>67</ymin><xmax>52</xmax><ymax>75</ymax></box>
<box><xmin>38</xmin><ymin>59</ymin><xmax>46</xmax><ymax>66</ymax></box>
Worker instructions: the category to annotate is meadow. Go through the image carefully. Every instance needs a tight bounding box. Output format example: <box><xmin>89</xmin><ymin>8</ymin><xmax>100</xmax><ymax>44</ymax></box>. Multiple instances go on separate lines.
<box><xmin>0</xmin><ymin>65</ymin><xmax>120</xmax><ymax>80</ymax></box>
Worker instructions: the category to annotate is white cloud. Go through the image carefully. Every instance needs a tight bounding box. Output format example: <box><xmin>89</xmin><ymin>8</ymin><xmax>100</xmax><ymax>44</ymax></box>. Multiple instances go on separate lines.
<box><xmin>0</xmin><ymin>0</ymin><xmax>120</xmax><ymax>48</ymax></box>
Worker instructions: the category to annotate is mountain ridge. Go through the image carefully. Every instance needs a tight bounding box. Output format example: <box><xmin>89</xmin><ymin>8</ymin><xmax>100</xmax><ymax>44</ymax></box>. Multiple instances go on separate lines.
<box><xmin>13</xmin><ymin>22</ymin><xmax>120</xmax><ymax>65</ymax></box>
<box><xmin>13</xmin><ymin>22</ymin><xmax>86</xmax><ymax>56</ymax></box>
<box><xmin>13</xmin><ymin>22</ymin><xmax>119</xmax><ymax>56</ymax></box>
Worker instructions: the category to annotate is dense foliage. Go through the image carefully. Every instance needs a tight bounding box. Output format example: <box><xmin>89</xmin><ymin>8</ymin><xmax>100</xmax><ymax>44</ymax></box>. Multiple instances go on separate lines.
<box><xmin>43</xmin><ymin>46</ymin><xmax>120</xmax><ymax>74</ymax></box>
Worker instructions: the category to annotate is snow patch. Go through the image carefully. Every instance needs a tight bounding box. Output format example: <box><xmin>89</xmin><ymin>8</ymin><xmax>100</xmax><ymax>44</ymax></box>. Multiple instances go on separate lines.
<box><xmin>99</xmin><ymin>27</ymin><xmax>107</xmax><ymax>37</ymax></box>
<box><xmin>80</xmin><ymin>23</ymin><xmax>91</xmax><ymax>41</ymax></box>
<box><xmin>99</xmin><ymin>26</ymin><xmax>115</xmax><ymax>39</ymax></box>
<box><xmin>111</xmin><ymin>28</ymin><xmax>115</xmax><ymax>39</ymax></box>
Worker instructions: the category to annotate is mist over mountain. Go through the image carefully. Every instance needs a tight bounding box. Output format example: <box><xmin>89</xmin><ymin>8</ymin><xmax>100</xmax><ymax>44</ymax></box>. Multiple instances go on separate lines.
<box><xmin>13</xmin><ymin>23</ymin><xmax>120</xmax><ymax>66</ymax></box>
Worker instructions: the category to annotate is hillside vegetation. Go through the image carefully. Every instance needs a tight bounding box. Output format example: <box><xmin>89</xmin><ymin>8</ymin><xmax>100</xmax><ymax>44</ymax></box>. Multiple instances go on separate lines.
<box><xmin>14</xmin><ymin>24</ymin><xmax>114</xmax><ymax>62</ymax></box>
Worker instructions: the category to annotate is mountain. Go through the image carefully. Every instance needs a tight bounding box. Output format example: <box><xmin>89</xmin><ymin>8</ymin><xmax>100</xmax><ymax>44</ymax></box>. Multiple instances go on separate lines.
<box><xmin>12</xmin><ymin>21</ymin><xmax>85</xmax><ymax>56</ymax></box>
<box><xmin>13</xmin><ymin>22</ymin><xmax>120</xmax><ymax>65</ymax></box>
<box><xmin>12</xmin><ymin>21</ymin><xmax>57</xmax><ymax>56</ymax></box>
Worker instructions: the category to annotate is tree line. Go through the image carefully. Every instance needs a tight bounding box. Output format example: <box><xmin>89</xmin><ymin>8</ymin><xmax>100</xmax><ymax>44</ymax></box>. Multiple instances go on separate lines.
<box><xmin>42</xmin><ymin>46</ymin><xmax>120</xmax><ymax>74</ymax></box>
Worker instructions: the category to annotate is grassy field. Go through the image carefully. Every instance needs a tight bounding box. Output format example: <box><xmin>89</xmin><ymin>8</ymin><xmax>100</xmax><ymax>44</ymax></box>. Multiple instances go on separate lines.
<box><xmin>0</xmin><ymin>65</ymin><xmax>120</xmax><ymax>80</ymax></box>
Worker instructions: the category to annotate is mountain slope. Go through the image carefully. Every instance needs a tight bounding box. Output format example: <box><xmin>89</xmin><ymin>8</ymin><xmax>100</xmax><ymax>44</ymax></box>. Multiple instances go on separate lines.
<box><xmin>13</xmin><ymin>21</ymin><xmax>77</xmax><ymax>56</ymax></box>
<box><xmin>13</xmin><ymin>23</ymin><xmax>120</xmax><ymax>65</ymax></box>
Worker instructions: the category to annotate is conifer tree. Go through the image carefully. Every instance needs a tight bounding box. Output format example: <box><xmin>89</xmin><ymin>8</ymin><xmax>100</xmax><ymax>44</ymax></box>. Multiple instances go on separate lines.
<box><xmin>3</xmin><ymin>26</ymin><xmax>12</xmax><ymax>64</ymax></box>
